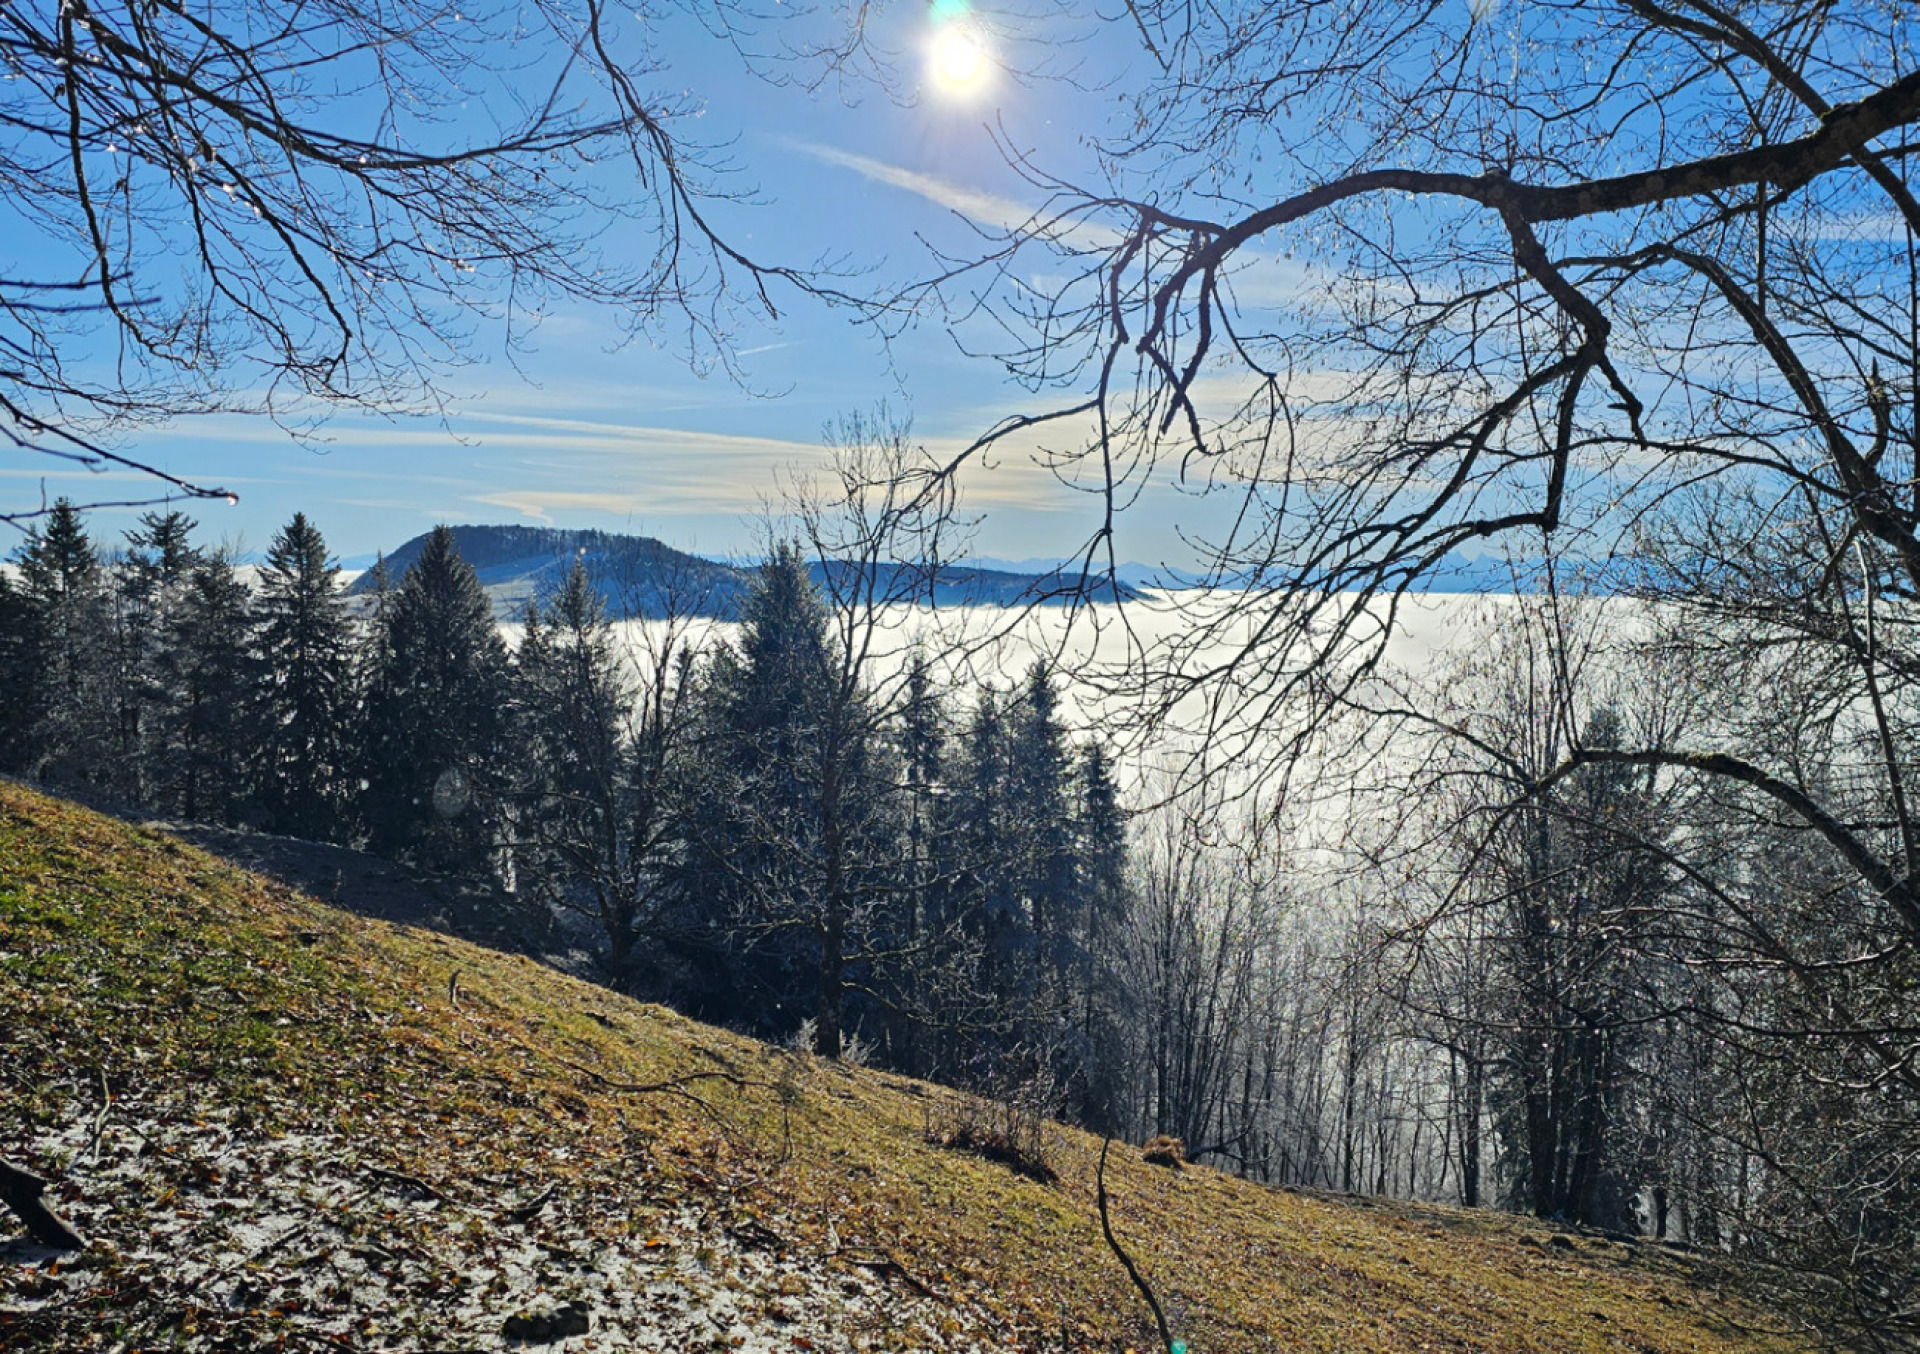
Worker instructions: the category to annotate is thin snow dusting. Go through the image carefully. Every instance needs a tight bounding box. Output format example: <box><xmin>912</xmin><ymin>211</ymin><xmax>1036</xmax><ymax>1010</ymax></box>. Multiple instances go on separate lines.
<box><xmin>4</xmin><ymin>1079</ymin><xmax>1004</xmax><ymax>1350</ymax></box>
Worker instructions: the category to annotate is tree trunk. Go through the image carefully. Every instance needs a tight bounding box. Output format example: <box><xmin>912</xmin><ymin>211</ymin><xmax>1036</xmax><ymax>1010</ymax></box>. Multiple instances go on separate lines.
<box><xmin>815</xmin><ymin>904</ymin><xmax>845</xmax><ymax>1060</ymax></box>
<box><xmin>1526</xmin><ymin>1077</ymin><xmax>1557</xmax><ymax>1218</ymax></box>
<box><xmin>1461</xmin><ymin>1053</ymin><xmax>1482</xmax><ymax>1209</ymax></box>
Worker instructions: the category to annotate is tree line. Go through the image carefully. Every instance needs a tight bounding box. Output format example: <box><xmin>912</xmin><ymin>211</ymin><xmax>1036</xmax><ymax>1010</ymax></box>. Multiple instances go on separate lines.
<box><xmin>0</xmin><ymin>502</ymin><xmax>1133</xmax><ymax>1117</ymax></box>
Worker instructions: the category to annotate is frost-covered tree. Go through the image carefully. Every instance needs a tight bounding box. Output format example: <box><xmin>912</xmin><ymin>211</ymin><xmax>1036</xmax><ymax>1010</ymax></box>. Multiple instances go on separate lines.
<box><xmin>676</xmin><ymin>545</ymin><xmax>899</xmax><ymax>1057</ymax></box>
<box><xmin>174</xmin><ymin>550</ymin><xmax>257</xmax><ymax>825</ymax></box>
<box><xmin>116</xmin><ymin>511</ymin><xmax>204</xmax><ymax>810</ymax></box>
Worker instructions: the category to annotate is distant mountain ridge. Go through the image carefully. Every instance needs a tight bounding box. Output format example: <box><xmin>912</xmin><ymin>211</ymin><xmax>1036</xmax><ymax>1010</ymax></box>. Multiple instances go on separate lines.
<box><xmin>348</xmin><ymin>525</ymin><xmax>1142</xmax><ymax>620</ymax></box>
<box><xmin>345</xmin><ymin>525</ymin><xmax>744</xmax><ymax>620</ymax></box>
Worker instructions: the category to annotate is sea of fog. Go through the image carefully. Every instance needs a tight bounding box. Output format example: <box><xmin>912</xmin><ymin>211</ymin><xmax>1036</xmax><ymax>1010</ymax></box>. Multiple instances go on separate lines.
<box><xmin>503</xmin><ymin>589</ymin><xmax>1574</xmax><ymax>796</ymax></box>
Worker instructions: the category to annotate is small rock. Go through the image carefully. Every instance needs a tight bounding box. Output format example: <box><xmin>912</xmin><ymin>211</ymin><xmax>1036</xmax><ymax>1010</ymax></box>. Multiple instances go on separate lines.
<box><xmin>502</xmin><ymin>1300</ymin><xmax>591</xmax><ymax>1342</ymax></box>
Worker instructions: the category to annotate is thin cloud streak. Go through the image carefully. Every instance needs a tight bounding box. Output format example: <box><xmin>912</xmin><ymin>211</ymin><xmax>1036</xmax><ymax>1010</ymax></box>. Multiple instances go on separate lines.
<box><xmin>790</xmin><ymin>140</ymin><xmax>1119</xmax><ymax>250</ymax></box>
<box><xmin>450</xmin><ymin>411</ymin><xmax>826</xmax><ymax>456</ymax></box>
<box><xmin>793</xmin><ymin>140</ymin><xmax>1038</xmax><ymax>231</ymax></box>
<box><xmin>471</xmin><ymin>490</ymin><xmax>666</xmax><ymax>522</ymax></box>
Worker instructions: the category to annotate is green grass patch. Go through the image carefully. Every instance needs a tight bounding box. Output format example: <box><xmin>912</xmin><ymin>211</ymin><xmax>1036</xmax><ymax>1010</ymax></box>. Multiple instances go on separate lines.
<box><xmin>0</xmin><ymin>781</ymin><xmax>1812</xmax><ymax>1352</ymax></box>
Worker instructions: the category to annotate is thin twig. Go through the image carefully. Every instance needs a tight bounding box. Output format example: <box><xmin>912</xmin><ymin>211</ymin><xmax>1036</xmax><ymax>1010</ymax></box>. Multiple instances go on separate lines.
<box><xmin>502</xmin><ymin>1183</ymin><xmax>557</xmax><ymax>1225</ymax></box>
<box><xmin>841</xmin><ymin>1249</ymin><xmax>936</xmax><ymax>1297</ymax></box>
<box><xmin>550</xmin><ymin>1049</ymin><xmax>772</xmax><ymax>1126</ymax></box>
<box><xmin>87</xmin><ymin>1069</ymin><xmax>112</xmax><ymax>1167</ymax></box>
<box><xmin>1096</xmin><ymin>1138</ymin><xmax>1174</xmax><ymax>1353</ymax></box>
<box><xmin>364</xmin><ymin>1165</ymin><xmax>448</xmax><ymax>1202</ymax></box>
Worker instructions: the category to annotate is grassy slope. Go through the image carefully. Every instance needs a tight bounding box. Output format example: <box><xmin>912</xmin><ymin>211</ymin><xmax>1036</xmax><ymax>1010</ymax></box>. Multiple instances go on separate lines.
<box><xmin>0</xmin><ymin>782</ymin><xmax>1806</xmax><ymax>1353</ymax></box>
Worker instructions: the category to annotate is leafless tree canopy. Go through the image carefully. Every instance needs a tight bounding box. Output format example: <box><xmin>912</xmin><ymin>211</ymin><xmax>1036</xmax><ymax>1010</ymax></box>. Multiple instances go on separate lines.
<box><xmin>930</xmin><ymin>2</ymin><xmax>1920</xmax><ymax>750</ymax></box>
<box><xmin>1</xmin><ymin>0</ymin><xmax>826</xmax><ymax>522</ymax></box>
<box><xmin>893</xmin><ymin>15</ymin><xmax>1920</xmax><ymax>1334</ymax></box>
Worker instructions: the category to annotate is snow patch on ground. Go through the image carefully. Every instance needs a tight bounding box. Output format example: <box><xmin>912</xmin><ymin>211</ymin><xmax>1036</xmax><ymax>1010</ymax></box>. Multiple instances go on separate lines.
<box><xmin>4</xmin><ymin>1083</ymin><xmax>1005</xmax><ymax>1351</ymax></box>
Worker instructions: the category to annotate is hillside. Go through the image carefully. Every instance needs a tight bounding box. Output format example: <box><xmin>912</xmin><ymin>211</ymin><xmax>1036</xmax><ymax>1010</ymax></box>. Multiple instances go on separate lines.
<box><xmin>0</xmin><ymin>783</ymin><xmax>1806</xmax><ymax>1353</ymax></box>
<box><xmin>344</xmin><ymin>525</ymin><xmax>745</xmax><ymax>621</ymax></box>
<box><xmin>346</xmin><ymin>525</ymin><xmax>1141</xmax><ymax>621</ymax></box>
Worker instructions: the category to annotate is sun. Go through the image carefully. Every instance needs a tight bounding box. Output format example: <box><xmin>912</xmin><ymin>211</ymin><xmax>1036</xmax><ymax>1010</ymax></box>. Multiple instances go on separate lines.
<box><xmin>928</xmin><ymin>21</ymin><xmax>991</xmax><ymax>99</ymax></box>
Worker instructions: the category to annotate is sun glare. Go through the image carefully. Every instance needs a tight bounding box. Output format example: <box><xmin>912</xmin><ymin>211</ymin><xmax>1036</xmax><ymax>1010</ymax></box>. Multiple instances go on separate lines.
<box><xmin>928</xmin><ymin>21</ymin><xmax>991</xmax><ymax>98</ymax></box>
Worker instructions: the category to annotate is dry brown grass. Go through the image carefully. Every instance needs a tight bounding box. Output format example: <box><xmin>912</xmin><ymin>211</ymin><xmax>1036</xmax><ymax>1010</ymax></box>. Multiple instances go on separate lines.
<box><xmin>0</xmin><ymin>781</ymin><xmax>1812</xmax><ymax>1352</ymax></box>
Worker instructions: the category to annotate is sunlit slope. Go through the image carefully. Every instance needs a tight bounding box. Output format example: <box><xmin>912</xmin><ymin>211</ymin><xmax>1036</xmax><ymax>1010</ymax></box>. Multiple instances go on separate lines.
<box><xmin>0</xmin><ymin>782</ymin><xmax>1804</xmax><ymax>1353</ymax></box>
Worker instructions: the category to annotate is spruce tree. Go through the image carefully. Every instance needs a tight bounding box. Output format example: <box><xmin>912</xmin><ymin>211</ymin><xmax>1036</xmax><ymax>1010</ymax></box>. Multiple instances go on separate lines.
<box><xmin>255</xmin><ymin>513</ymin><xmax>356</xmax><ymax>840</ymax></box>
<box><xmin>1008</xmin><ymin>662</ymin><xmax>1078</xmax><ymax>990</ymax></box>
<box><xmin>677</xmin><ymin>546</ymin><xmax>834</xmax><ymax>1034</ymax></box>
<box><xmin>893</xmin><ymin>649</ymin><xmax>972</xmax><ymax>1075</ymax></box>
<box><xmin>898</xmin><ymin>651</ymin><xmax>948</xmax><ymax>955</ymax></box>
<box><xmin>13</xmin><ymin>500</ymin><xmax>114</xmax><ymax>784</ymax></box>
<box><xmin>0</xmin><ymin>566</ymin><xmax>43</xmax><ymax>771</ymax></box>
<box><xmin>678</xmin><ymin>544</ymin><xmax>897</xmax><ymax>1056</ymax></box>
<box><xmin>360</xmin><ymin>525</ymin><xmax>510</xmax><ymax>873</ymax></box>
<box><xmin>176</xmin><ymin>551</ymin><xmax>257</xmax><ymax>824</ymax></box>
<box><xmin>514</xmin><ymin>558</ymin><xmax>668</xmax><ymax>976</ymax></box>
<box><xmin>125</xmin><ymin>510</ymin><xmax>199</xmax><ymax>579</ymax></box>
<box><xmin>1075</xmin><ymin>739</ymin><xmax>1131</xmax><ymax>1130</ymax></box>
<box><xmin>950</xmin><ymin>682</ymin><xmax>1028</xmax><ymax>1060</ymax></box>
<box><xmin>990</xmin><ymin>662</ymin><xmax>1081</xmax><ymax>1083</ymax></box>
<box><xmin>119</xmin><ymin>511</ymin><xmax>204</xmax><ymax>811</ymax></box>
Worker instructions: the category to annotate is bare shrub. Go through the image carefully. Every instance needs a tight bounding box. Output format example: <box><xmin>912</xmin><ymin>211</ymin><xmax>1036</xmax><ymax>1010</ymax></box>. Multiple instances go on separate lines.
<box><xmin>924</xmin><ymin>1065</ymin><xmax>1061</xmax><ymax>1185</ymax></box>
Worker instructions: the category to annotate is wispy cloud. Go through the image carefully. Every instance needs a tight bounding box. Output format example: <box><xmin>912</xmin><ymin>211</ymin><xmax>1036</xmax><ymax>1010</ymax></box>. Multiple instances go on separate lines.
<box><xmin>450</xmin><ymin>411</ymin><xmax>823</xmax><ymax>456</ymax></box>
<box><xmin>87</xmin><ymin>384</ymin><xmax>1100</xmax><ymax>548</ymax></box>
<box><xmin>470</xmin><ymin>490</ymin><xmax>664</xmax><ymax>522</ymax></box>
<box><xmin>792</xmin><ymin>141</ymin><xmax>1037</xmax><ymax>232</ymax></box>
<box><xmin>1814</xmin><ymin>210</ymin><xmax>1918</xmax><ymax>243</ymax></box>
<box><xmin>0</xmin><ymin>467</ymin><xmax>150</xmax><ymax>482</ymax></box>
<box><xmin>789</xmin><ymin>141</ymin><xmax>1118</xmax><ymax>250</ymax></box>
<box><xmin>1219</xmin><ymin>251</ymin><xmax>1326</xmax><ymax>310</ymax></box>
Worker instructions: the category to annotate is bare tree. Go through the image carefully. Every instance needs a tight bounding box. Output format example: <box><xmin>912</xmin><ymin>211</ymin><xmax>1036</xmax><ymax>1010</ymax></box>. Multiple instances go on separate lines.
<box><xmin>917</xmin><ymin>5</ymin><xmax>1920</xmax><ymax>762</ymax></box>
<box><xmin>1330</xmin><ymin>584</ymin><xmax>1919</xmax><ymax>1338</ymax></box>
<box><xmin>904</xmin><ymin>8</ymin><xmax>1920</xmax><ymax>1336</ymax></box>
<box><xmin>1</xmin><ymin>0</ymin><xmax>832</xmax><ymax>523</ymax></box>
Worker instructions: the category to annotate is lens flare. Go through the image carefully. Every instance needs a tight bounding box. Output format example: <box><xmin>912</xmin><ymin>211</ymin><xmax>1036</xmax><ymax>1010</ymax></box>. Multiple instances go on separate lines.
<box><xmin>928</xmin><ymin>22</ymin><xmax>991</xmax><ymax>98</ymax></box>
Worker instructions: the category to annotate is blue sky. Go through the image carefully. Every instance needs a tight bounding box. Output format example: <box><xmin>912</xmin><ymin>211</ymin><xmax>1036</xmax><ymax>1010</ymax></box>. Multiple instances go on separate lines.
<box><xmin>12</xmin><ymin>1</ymin><xmax>1198</xmax><ymax>568</ymax></box>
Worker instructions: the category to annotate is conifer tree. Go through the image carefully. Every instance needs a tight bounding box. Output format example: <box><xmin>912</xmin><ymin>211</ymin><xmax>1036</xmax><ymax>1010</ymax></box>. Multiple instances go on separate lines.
<box><xmin>176</xmin><ymin>551</ymin><xmax>257</xmax><ymax>824</ymax></box>
<box><xmin>360</xmin><ymin>525</ymin><xmax>510</xmax><ymax>873</ymax></box>
<box><xmin>948</xmin><ymin>683</ymin><xmax>1029</xmax><ymax>1063</ymax></box>
<box><xmin>255</xmin><ymin>513</ymin><xmax>356</xmax><ymax>840</ymax></box>
<box><xmin>678</xmin><ymin>545</ymin><xmax>898</xmax><ymax>1056</ymax></box>
<box><xmin>13</xmin><ymin>500</ymin><xmax>114</xmax><ymax>784</ymax></box>
<box><xmin>1075</xmin><ymin>739</ymin><xmax>1131</xmax><ymax>1130</ymax></box>
<box><xmin>514</xmin><ymin>558</ymin><xmax>686</xmax><ymax>978</ymax></box>
<box><xmin>892</xmin><ymin>650</ymin><xmax>957</xmax><ymax>1074</ymax></box>
<box><xmin>0</xmin><ymin>566</ymin><xmax>43</xmax><ymax>771</ymax></box>
<box><xmin>678</xmin><ymin>545</ymin><xmax>834</xmax><ymax>1032</ymax></box>
<box><xmin>119</xmin><ymin>511</ymin><xmax>204</xmax><ymax>810</ymax></box>
<box><xmin>900</xmin><ymin>653</ymin><xmax>947</xmax><ymax>906</ymax></box>
<box><xmin>1008</xmin><ymin>662</ymin><xmax>1078</xmax><ymax>1000</ymax></box>
<box><xmin>353</xmin><ymin>552</ymin><xmax>397</xmax><ymax>732</ymax></box>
